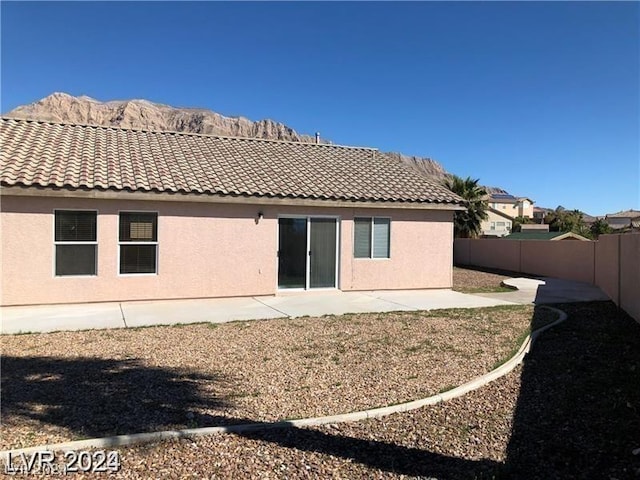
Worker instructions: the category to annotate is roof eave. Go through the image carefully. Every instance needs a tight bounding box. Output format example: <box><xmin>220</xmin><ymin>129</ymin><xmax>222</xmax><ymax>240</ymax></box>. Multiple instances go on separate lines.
<box><xmin>0</xmin><ymin>185</ymin><xmax>467</xmax><ymax>211</ymax></box>
<box><xmin>488</xmin><ymin>207</ymin><xmax>516</xmax><ymax>220</ymax></box>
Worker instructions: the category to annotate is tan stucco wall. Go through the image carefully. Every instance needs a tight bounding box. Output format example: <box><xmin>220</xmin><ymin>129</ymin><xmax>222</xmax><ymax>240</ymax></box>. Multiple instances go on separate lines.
<box><xmin>1</xmin><ymin>195</ymin><xmax>454</xmax><ymax>305</ymax></box>
<box><xmin>520</xmin><ymin>240</ymin><xmax>595</xmax><ymax>284</ymax></box>
<box><xmin>518</xmin><ymin>201</ymin><xmax>534</xmax><ymax>218</ymax></box>
<box><xmin>491</xmin><ymin>202</ymin><xmax>519</xmax><ymax>218</ymax></box>
<box><xmin>595</xmin><ymin>234</ymin><xmax>620</xmax><ymax>304</ymax></box>
<box><xmin>469</xmin><ymin>238</ymin><xmax>520</xmax><ymax>272</ymax></box>
<box><xmin>346</xmin><ymin>209</ymin><xmax>454</xmax><ymax>291</ymax></box>
<box><xmin>453</xmin><ymin>238</ymin><xmax>471</xmax><ymax>266</ymax></box>
<box><xmin>619</xmin><ymin>234</ymin><xmax>640</xmax><ymax>323</ymax></box>
<box><xmin>453</xmin><ymin>238</ymin><xmax>596</xmax><ymax>283</ymax></box>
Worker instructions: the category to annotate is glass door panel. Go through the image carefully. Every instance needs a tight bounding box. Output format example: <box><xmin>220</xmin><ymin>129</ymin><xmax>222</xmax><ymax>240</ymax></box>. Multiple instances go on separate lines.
<box><xmin>278</xmin><ymin>218</ymin><xmax>307</xmax><ymax>289</ymax></box>
<box><xmin>309</xmin><ymin>218</ymin><xmax>337</xmax><ymax>288</ymax></box>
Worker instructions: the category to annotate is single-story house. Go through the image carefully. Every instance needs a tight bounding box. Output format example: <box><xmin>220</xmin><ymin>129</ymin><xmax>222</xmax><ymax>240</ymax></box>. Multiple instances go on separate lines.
<box><xmin>504</xmin><ymin>231</ymin><xmax>590</xmax><ymax>241</ymax></box>
<box><xmin>0</xmin><ymin>118</ymin><xmax>465</xmax><ymax>306</ymax></box>
<box><xmin>605</xmin><ymin>210</ymin><xmax>640</xmax><ymax>230</ymax></box>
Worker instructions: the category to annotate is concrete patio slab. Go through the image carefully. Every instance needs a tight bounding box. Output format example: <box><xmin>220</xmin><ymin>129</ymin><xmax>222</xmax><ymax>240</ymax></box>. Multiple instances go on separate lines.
<box><xmin>122</xmin><ymin>297</ymin><xmax>285</xmax><ymax>328</ymax></box>
<box><xmin>1</xmin><ymin>302</ymin><xmax>124</xmax><ymax>334</ymax></box>
<box><xmin>476</xmin><ymin>277</ymin><xmax>609</xmax><ymax>305</ymax></box>
<box><xmin>1</xmin><ymin>275</ymin><xmax>608</xmax><ymax>334</ymax></box>
<box><xmin>2</xmin><ymin>288</ymin><xmax>517</xmax><ymax>334</ymax></box>
<box><xmin>503</xmin><ymin>278</ymin><xmax>545</xmax><ymax>290</ymax></box>
<box><xmin>366</xmin><ymin>289</ymin><xmax>518</xmax><ymax>310</ymax></box>
<box><xmin>533</xmin><ymin>277</ymin><xmax>610</xmax><ymax>304</ymax></box>
<box><xmin>255</xmin><ymin>291</ymin><xmax>407</xmax><ymax>317</ymax></box>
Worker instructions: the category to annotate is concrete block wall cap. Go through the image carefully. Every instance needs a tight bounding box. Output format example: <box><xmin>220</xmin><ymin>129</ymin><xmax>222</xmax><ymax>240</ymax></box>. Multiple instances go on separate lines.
<box><xmin>0</xmin><ymin>306</ymin><xmax>567</xmax><ymax>461</ymax></box>
<box><xmin>502</xmin><ymin>278</ymin><xmax>546</xmax><ymax>290</ymax></box>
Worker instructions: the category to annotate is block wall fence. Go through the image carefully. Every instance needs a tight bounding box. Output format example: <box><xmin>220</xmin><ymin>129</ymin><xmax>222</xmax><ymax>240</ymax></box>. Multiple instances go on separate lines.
<box><xmin>454</xmin><ymin>235</ymin><xmax>640</xmax><ymax>323</ymax></box>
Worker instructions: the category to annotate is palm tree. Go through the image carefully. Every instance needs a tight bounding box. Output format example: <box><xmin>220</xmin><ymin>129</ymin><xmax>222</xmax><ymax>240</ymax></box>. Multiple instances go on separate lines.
<box><xmin>443</xmin><ymin>175</ymin><xmax>488</xmax><ymax>238</ymax></box>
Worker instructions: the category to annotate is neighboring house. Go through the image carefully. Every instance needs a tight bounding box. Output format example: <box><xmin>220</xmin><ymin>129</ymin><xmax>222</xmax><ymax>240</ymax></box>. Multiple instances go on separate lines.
<box><xmin>605</xmin><ymin>210</ymin><xmax>640</xmax><ymax>231</ymax></box>
<box><xmin>532</xmin><ymin>207</ymin><xmax>549</xmax><ymax>222</ymax></box>
<box><xmin>0</xmin><ymin>118</ymin><xmax>464</xmax><ymax>306</ymax></box>
<box><xmin>487</xmin><ymin>193</ymin><xmax>534</xmax><ymax>218</ymax></box>
<box><xmin>481</xmin><ymin>193</ymin><xmax>534</xmax><ymax>237</ymax></box>
<box><xmin>481</xmin><ymin>208</ymin><xmax>514</xmax><ymax>237</ymax></box>
<box><xmin>581</xmin><ymin>213</ymin><xmax>601</xmax><ymax>227</ymax></box>
<box><xmin>504</xmin><ymin>231</ymin><xmax>590</xmax><ymax>241</ymax></box>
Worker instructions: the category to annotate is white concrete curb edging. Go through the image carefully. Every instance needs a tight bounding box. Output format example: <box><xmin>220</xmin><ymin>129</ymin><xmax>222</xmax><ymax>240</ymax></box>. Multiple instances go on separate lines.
<box><xmin>1</xmin><ymin>306</ymin><xmax>567</xmax><ymax>461</ymax></box>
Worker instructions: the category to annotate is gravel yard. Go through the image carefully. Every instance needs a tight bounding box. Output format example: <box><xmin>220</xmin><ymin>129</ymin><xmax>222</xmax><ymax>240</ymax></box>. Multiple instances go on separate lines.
<box><xmin>1</xmin><ymin>305</ymin><xmax>550</xmax><ymax>450</ymax></box>
<box><xmin>8</xmin><ymin>301</ymin><xmax>636</xmax><ymax>479</ymax></box>
<box><xmin>453</xmin><ymin>266</ymin><xmax>516</xmax><ymax>294</ymax></box>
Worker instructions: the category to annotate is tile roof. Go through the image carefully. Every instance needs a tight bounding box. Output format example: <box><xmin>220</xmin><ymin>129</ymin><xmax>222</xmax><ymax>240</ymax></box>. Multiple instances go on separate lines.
<box><xmin>487</xmin><ymin>207</ymin><xmax>515</xmax><ymax>220</ymax></box>
<box><xmin>0</xmin><ymin>118</ymin><xmax>464</xmax><ymax>206</ymax></box>
<box><xmin>488</xmin><ymin>193</ymin><xmax>534</xmax><ymax>205</ymax></box>
<box><xmin>504</xmin><ymin>231</ymin><xmax>589</xmax><ymax>241</ymax></box>
<box><xmin>606</xmin><ymin>210</ymin><xmax>640</xmax><ymax>219</ymax></box>
<box><xmin>489</xmin><ymin>193</ymin><xmax>518</xmax><ymax>203</ymax></box>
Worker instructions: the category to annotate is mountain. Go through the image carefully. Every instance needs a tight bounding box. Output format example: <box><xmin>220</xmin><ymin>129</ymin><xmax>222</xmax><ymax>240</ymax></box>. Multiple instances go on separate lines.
<box><xmin>6</xmin><ymin>92</ymin><xmax>316</xmax><ymax>143</ymax></box>
<box><xmin>4</xmin><ymin>92</ymin><xmax>448</xmax><ymax>179</ymax></box>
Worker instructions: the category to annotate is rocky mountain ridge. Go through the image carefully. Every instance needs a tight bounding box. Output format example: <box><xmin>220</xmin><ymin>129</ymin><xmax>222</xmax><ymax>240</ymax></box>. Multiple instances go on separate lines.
<box><xmin>6</xmin><ymin>93</ymin><xmax>452</xmax><ymax>180</ymax></box>
<box><xmin>6</xmin><ymin>92</ymin><xmax>318</xmax><ymax>143</ymax></box>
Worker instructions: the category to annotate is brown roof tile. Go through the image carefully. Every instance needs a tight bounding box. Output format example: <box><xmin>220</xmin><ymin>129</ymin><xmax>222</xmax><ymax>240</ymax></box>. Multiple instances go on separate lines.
<box><xmin>606</xmin><ymin>209</ymin><xmax>640</xmax><ymax>219</ymax></box>
<box><xmin>0</xmin><ymin>118</ymin><xmax>463</xmax><ymax>205</ymax></box>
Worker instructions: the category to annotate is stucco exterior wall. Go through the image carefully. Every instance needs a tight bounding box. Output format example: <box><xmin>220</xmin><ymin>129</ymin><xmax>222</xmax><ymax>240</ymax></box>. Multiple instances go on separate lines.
<box><xmin>490</xmin><ymin>202</ymin><xmax>519</xmax><ymax>218</ymax></box>
<box><xmin>518</xmin><ymin>201</ymin><xmax>534</xmax><ymax>218</ymax></box>
<box><xmin>1</xmin><ymin>196</ymin><xmax>277</xmax><ymax>305</ymax></box>
<box><xmin>346</xmin><ymin>209</ymin><xmax>453</xmax><ymax>291</ymax></box>
<box><xmin>1</xmin><ymin>195</ymin><xmax>454</xmax><ymax>305</ymax></box>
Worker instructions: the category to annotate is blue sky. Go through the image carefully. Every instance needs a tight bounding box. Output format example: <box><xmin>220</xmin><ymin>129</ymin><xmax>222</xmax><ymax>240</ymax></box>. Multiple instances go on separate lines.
<box><xmin>2</xmin><ymin>2</ymin><xmax>638</xmax><ymax>216</ymax></box>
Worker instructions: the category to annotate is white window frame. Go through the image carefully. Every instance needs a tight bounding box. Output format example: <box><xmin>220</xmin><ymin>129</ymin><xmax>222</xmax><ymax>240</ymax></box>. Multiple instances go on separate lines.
<box><xmin>353</xmin><ymin>216</ymin><xmax>391</xmax><ymax>260</ymax></box>
<box><xmin>53</xmin><ymin>209</ymin><xmax>98</xmax><ymax>278</ymax></box>
<box><xmin>117</xmin><ymin>210</ymin><xmax>159</xmax><ymax>276</ymax></box>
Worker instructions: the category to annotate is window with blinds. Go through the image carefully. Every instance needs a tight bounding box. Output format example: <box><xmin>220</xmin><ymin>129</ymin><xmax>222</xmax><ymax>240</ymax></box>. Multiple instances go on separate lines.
<box><xmin>54</xmin><ymin>210</ymin><xmax>98</xmax><ymax>276</ymax></box>
<box><xmin>119</xmin><ymin>212</ymin><xmax>158</xmax><ymax>274</ymax></box>
<box><xmin>353</xmin><ymin>217</ymin><xmax>390</xmax><ymax>259</ymax></box>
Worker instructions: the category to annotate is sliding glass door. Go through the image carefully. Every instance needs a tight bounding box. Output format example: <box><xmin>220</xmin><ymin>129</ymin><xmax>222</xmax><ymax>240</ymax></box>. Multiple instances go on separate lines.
<box><xmin>277</xmin><ymin>218</ymin><xmax>307</xmax><ymax>289</ymax></box>
<box><xmin>309</xmin><ymin>218</ymin><xmax>337</xmax><ymax>288</ymax></box>
<box><xmin>278</xmin><ymin>217</ymin><xmax>338</xmax><ymax>290</ymax></box>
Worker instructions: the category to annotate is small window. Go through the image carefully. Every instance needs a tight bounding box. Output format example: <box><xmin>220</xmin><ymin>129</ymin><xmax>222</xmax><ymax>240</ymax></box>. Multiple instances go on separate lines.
<box><xmin>54</xmin><ymin>210</ymin><xmax>97</xmax><ymax>276</ymax></box>
<box><xmin>490</xmin><ymin>222</ymin><xmax>496</xmax><ymax>230</ymax></box>
<box><xmin>497</xmin><ymin>221</ymin><xmax>506</xmax><ymax>227</ymax></box>
<box><xmin>119</xmin><ymin>212</ymin><xmax>158</xmax><ymax>274</ymax></box>
<box><xmin>354</xmin><ymin>217</ymin><xmax>390</xmax><ymax>259</ymax></box>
